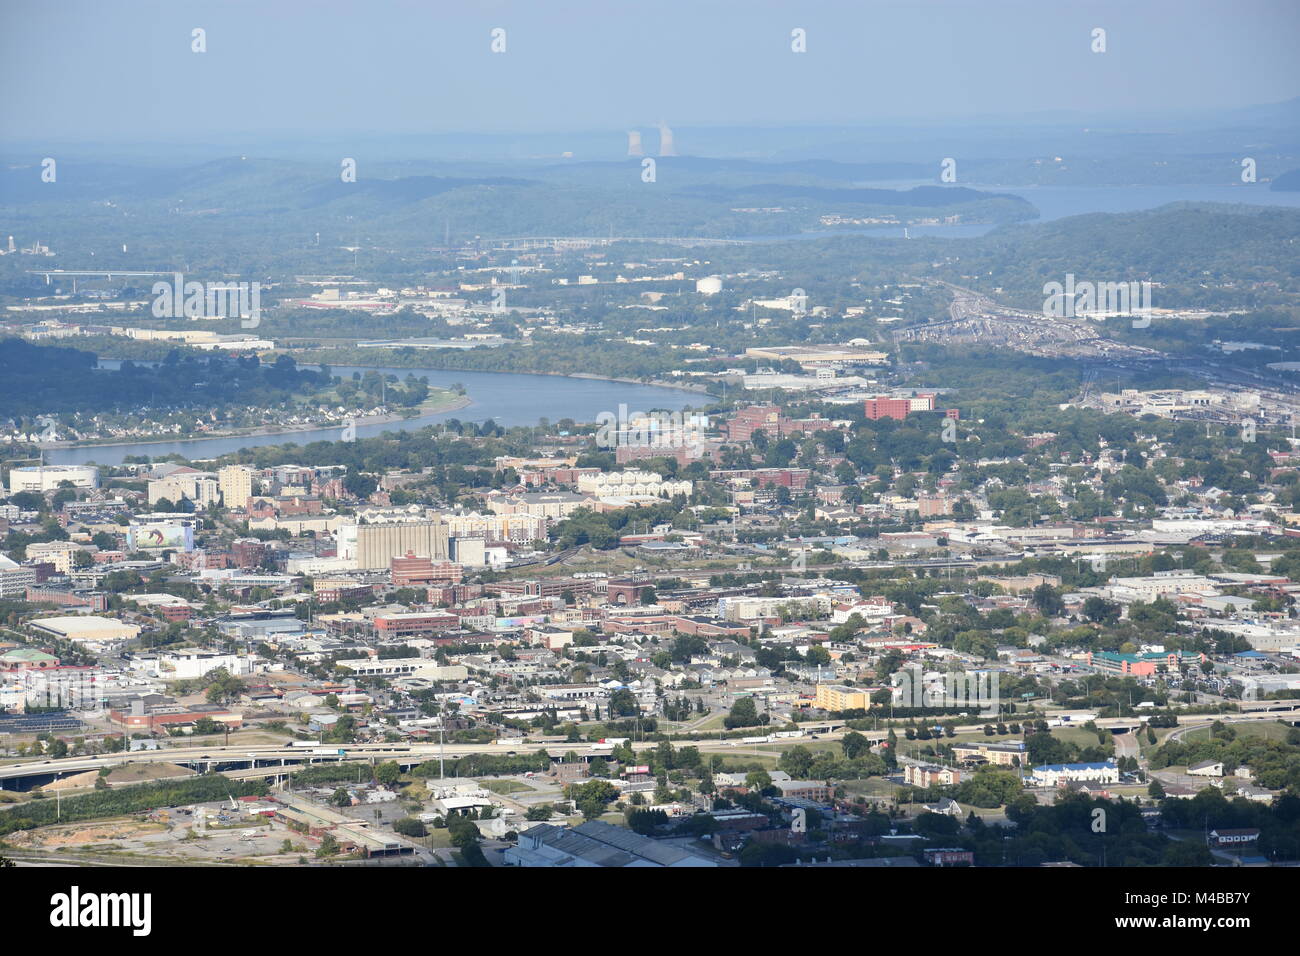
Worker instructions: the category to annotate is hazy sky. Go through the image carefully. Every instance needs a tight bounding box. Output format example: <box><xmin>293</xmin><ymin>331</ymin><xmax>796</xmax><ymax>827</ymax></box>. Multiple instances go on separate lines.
<box><xmin>2</xmin><ymin>0</ymin><xmax>1298</xmax><ymax>145</ymax></box>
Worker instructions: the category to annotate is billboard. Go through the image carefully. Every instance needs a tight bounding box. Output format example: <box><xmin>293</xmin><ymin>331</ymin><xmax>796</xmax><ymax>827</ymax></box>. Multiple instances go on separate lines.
<box><xmin>128</xmin><ymin>520</ymin><xmax>195</xmax><ymax>552</ymax></box>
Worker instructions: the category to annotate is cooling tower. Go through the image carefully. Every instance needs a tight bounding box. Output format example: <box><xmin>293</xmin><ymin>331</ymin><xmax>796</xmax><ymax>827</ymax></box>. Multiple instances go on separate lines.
<box><xmin>658</xmin><ymin>122</ymin><xmax>676</xmax><ymax>157</ymax></box>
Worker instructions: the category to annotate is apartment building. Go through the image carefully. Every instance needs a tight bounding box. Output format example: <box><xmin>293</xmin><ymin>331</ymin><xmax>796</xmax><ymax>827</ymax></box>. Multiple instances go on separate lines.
<box><xmin>814</xmin><ymin>683</ymin><xmax>871</xmax><ymax>712</ymax></box>
<box><xmin>950</xmin><ymin>740</ymin><xmax>1028</xmax><ymax>767</ymax></box>
<box><xmin>218</xmin><ymin>465</ymin><xmax>254</xmax><ymax>510</ymax></box>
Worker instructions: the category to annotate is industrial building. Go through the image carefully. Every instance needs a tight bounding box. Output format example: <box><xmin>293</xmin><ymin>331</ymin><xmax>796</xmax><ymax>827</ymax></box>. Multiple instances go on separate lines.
<box><xmin>8</xmin><ymin>464</ymin><xmax>99</xmax><ymax>494</ymax></box>
<box><xmin>29</xmin><ymin>615</ymin><xmax>140</xmax><ymax>648</ymax></box>
<box><xmin>340</xmin><ymin>516</ymin><xmax>449</xmax><ymax>570</ymax></box>
<box><xmin>505</xmin><ymin>820</ymin><xmax>719</xmax><ymax>867</ymax></box>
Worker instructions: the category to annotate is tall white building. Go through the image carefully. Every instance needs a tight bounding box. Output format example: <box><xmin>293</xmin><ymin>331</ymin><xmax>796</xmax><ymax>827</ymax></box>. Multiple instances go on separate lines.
<box><xmin>147</xmin><ymin>470</ymin><xmax>219</xmax><ymax>507</ymax></box>
<box><xmin>0</xmin><ymin>554</ymin><xmax>37</xmax><ymax>599</ymax></box>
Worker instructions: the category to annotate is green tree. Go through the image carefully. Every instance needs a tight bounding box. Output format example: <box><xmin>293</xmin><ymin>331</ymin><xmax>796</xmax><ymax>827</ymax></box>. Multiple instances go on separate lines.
<box><xmin>375</xmin><ymin>761</ymin><xmax>401</xmax><ymax>788</ymax></box>
<box><xmin>779</xmin><ymin>746</ymin><xmax>814</xmax><ymax>778</ymax></box>
<box><xmin>571</xmin><ymin>779</ymin><xmax>619</xmax><ymax>819</ymax></box>
<box><xmin>725</xmin><ymin>696</ymin><xmax>766</xmax><ymax>729</ymax></box>
<box><xmin>842</xmin><ymin>731</ymin><xmax>869</xmax><ymax>760</ymax></box>
<box><xmin>393</xmin><ymin>817</ymin><xmax>428</xmax><ymax>838</ymax></box>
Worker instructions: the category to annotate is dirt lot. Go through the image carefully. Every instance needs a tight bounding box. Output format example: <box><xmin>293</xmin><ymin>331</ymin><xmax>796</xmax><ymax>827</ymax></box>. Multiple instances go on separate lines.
<box><xmin>4</xmin><ymin>804</ymin><xmax>314</xmax><ymax>865</ymax></box>
<box><xmin>105</xmin><ymin>762</ymin><xmax>196</xmax><ymax>785</ymax></box>
<box><xmin>6</xmin><ymin>818</ymin><xmax>165</xmax><ymax>849</ymax></box>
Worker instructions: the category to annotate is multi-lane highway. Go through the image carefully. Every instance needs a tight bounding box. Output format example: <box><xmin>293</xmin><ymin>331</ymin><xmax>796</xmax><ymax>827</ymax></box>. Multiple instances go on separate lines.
<box><xmin>4</xmin><ymin>702</ymin><xmax>1293</xmax><ymax>790</ymax></box>
<box><xmin>0</xmin><ymin>741</ymin><xmax>520</xmax><ymax>785</ymax></box>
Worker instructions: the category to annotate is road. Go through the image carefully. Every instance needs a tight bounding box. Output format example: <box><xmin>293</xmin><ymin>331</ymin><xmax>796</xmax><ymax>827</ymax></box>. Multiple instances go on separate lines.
<box><xmin>1113</xmin><ymin>732</ymin><xmax>1139</xmax><ymax>761</ymax></box>
<box><xmin>0</xmin><ymin>724</ymin><xmax>995</xmax><ymax>784</ymax></box>
<box><xmin>0</xmin><ymin>735</ymin><xmax>836</xmax><ymax>786</ymax></box>
<box><xmin>10</xmin><ymin>707</ymin><xmax>1284</xmax><ymax>788</ymax></box>
<box><xmin>0</xmin><ymin>741</ymin><xmax>512</xmax><ymax>784</ymax></box>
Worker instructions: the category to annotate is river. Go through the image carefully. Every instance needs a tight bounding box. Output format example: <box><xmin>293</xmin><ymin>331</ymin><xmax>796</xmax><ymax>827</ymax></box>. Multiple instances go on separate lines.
<box><xmin>46</xmin><ymin>365</ymin><xmax>704</xmax><ymax>465</ymax></box>
<box><xmin>42</xmin><ymin>182</ymin><xmax>1300</xmax><ymax>464</ymax></box>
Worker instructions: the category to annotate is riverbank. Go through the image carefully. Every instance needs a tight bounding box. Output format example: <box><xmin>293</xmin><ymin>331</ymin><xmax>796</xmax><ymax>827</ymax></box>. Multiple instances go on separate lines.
<box><xmin>44</xmin><ymin>370</ymin><xmax>701</xmax><ymax>466</ymax></box>
<box><xmin>285</xmin><ymin>351</ymin><xmax>715</xmax><ymax>397</ymax></box>
<box><xmin>36</xmin><ymin>390</ymin><xmax>473</xmax><ymax>453</ymax></box>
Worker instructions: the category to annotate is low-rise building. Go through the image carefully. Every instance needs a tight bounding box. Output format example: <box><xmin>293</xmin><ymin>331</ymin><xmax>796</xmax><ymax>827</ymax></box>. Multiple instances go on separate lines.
<box><xmin>1209</xmin><ymin>828</ymin><xmax>1260</xmax><ymax>848</ymax></box>
<box><xmin>1030</xmin><ymin>761</ymin><xmax>1120</xmax><ymax>788</ymax></box>
<box><xmin>505</xmin><ymin>820</ymin><xmax>719</xmax><ymax>867</ymax></box>
<box><xmin>951</xmin><ymin>740</ymin><xmax>1027</xmax><ymax>766</ymax></box>
<box><xmin>904</xmin><ymin>763</ymin><xmax>962</xmax><ymax>788</ymax></box>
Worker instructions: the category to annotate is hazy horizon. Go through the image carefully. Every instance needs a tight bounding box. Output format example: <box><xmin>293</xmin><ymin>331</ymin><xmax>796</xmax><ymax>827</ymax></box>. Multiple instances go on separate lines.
<box><xmin>3</xmin><ymin>0</ymin><xmax>1298</xmax><ymax>149</ymax></box>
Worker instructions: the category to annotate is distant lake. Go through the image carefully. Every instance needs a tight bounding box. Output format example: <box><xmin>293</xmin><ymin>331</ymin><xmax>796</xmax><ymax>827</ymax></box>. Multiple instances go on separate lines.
<box><xmin>46</xmin><ymin>364</ymin><xmax>703</xmax><ymax>465</ymax></box>
<box><xmin>991</xmin><ymin>182</ymin><xmax>1300</xmax><ymax>221</ymax></box>
<box><xmin>754</xmin><ymin>181</ymin><xmax>1300</xmax><ymax>240</ymax></box>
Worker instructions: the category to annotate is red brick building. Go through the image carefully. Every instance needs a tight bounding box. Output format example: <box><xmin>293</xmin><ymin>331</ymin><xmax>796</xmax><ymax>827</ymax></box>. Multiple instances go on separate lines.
<box><xmin>864</xmin><ymin>394</ymin><xmax>960</xmax><ymax>422</ymax></box>
<box><xmin>372</xmin><ymin>611</ymin><xmax>459</xmax><ymax>638</ymax></box>
<box><xmin>726</xmin><ymin>405</ymin><xmax>841</xmax><ymax>442</ymax></box>
<box><xmin>230</xmin><ymin>538</ymin><xmax>268</xmax><ymax>568</ymax></box>
<box><xmin>606</xmin><ymin>580</ymin><xmax>656</xmax><ymax>605</ymax></box>
<box><xmin>709</xmin><ymin>468</ymin><xmax>811</xmax><ymax>490</ymax></box>
<box><xmin>109</xmin><ymin>708</ymin><xmax>243</xmax><ymax>733</ymax></box>
<box><xmin>864</xmin><ymin>397</ymin><xmax>914</xmax><ymax>421</ymax></box>
<box><xmin>391</xmin><ymin>552</ymin><xmax>463</xmax><ymax>586</ymax></box>
<box><xmin>159</xmin><ymin>604</ymin><xmax>195</xmax><ymax>622</ymax></box>
<box><xmin>495</xmin><ymin>578</ymin><xmax>596</xmax><ymax>599</ymax></box>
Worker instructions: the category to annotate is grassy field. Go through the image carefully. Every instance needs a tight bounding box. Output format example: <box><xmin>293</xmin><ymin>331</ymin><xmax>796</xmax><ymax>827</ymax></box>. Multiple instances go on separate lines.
<box><xmin>1139</xmin><ymin>725</ymin><xmax>1181</xmax><ymax>756</ymax></box>
<box><xmin>1174</xmin><ymin>721</ymin><xmax>1293</xmax><ymax>744</ymax></box>
<box><xmin>1051</xmin><ymin>727</ymin><xmax>1112</xmax><ymax>750</ymax></box>
<box><xmin>424</xmin><ymin>827</ymin><xmax>454</xmax><ymax>850</ymax></box>
<box><xmin>711</xmin><ymin>753</ymin><xmax>781</xmax><ymax>771</ymax></box>
<box><xmin>870</xmin><ymin>726</ymin><xmax>1106</xmax><ymax>758</ymax></box>
<box><xmin>399</xmin><ymin>782</ymin><xmax>427</xmax><ymax>801</ymax></box>
<box><xmin>1110</xmin><ymin>784</ymin><xmax>1150</xmax><ymax>801</ymax></box>
<box><xmin>839</xmin><ymin>778</ymin><xmax>1006</xmax><ymax>821</ymax></box>
<box><xmin>753</xmin><ymin>740</ymin><xmax>844</xmax><ymax>758</ymax></box>
<box><xmin>477</xmin><ymin>778</ymin><xmax>535</xmax><ymax>795</ymax></box>
<box><xmin>688</xmin><ymin>711</ymin><xmax>730</xmax><ymax>733</ymax></box>
<box><xmin>842</xmin><ymin>777</ymin><xmax>902</xmax><ymax>798</ymax></box>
